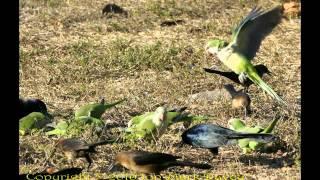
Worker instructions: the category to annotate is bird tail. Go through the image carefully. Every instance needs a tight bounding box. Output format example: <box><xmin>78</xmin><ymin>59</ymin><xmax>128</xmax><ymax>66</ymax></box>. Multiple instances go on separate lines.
<box><xmin>170</xmin><ymin>161</ymin><xmax>212</xmax><ymax>169</ymax></box>
<box><xmin>203</xmin><ymin>68</ymin><xmax>237</xmax><ymax>82</ymax></box>
<box><xmin>168</xmin><ymin>106</ymin><xmax>187</xmax><ymax>113</ymax></box>
<box><xmin>203</xmin><ymin>68</ymin><xmax>228</xmax><ymax>76</ymax></box>
<box><xmin>104</xmin><ymin>98</ymin><xmax>127</xmax><ymax>108</ymax></box>
<box><xmin>88</xmin><ymin>139</ymin><xmax>117</xmax><ymax>147</ymax></box>
<box><xmin>248</xmin><ymin>70</ymin><xmax>287</xmax><ymax>106</ymax></box>
<box><xmin>229</xmin><ymin>133</ymin><xmax>277</xmax><ymax>143</ymax></box>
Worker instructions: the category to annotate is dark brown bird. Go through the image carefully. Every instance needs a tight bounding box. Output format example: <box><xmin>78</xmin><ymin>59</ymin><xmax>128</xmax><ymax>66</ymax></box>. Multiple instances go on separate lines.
<box><xmin>57</xmin><ymin>138</ymin><xmax>114</xmax><ymax>169</ymax></box>
<box><xmin>204</xmin><ymin>64</ymin><xmax>271</xmax><ymax>92</ymax></box>
<box><xmin>224</xmin><ymin>84</ymin><xmax>251</xmax><ymax>119</ymax></box>
<box><xmin>102</xmin><ymin>3</ymin><xmax>128</xmax><ymax>17</ymax></box>
<box><xmin>19</xmin><ymin>98</ymin><xmax>50</xmax><ymax>119</ymax></box>
<box><xmin>109</xmin><ymin>151</ymin><xmax>211</xmax><ymax>175</ymax></box>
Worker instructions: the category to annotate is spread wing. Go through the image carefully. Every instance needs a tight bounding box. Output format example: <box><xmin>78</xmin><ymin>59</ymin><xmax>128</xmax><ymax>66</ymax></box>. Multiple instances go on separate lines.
<box><xmin>230</xmin><ymin>6</ymin><xmax>283</xmax><ymax>60</ymax></box>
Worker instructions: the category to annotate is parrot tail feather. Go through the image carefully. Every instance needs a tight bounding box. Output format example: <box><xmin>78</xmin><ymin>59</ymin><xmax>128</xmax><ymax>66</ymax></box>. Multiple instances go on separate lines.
<box><xmin>248</xmin><ymin>73</ymin><xmax>287</xmax><ymax>106</ymax></box>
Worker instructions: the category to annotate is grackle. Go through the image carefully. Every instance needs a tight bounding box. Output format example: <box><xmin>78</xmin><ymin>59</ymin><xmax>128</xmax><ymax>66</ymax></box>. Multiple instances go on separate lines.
<box><xmin>181</xmin><ymin>123</ymin><xmax>277</xmax><ymax>156</ymax></box>
<box><xmin>19</xmin><ymin>98</ymin><xmax>49</xmax><ymax>119</ymax></box>
<box><xmin>57</xmin><ymin>138</ymin><xmax>115</xmax><ymax>169</ymax></box>
<box><xmin>108</xmin><ymin>151</ymin><xmax>211</xmax><ymax>175</ymax></box>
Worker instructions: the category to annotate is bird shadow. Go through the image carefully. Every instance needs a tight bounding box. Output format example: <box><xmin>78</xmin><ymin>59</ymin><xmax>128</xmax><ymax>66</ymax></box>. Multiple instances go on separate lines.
<box><xmin>160</xmin><ymin>20</ymin><xmax>185</xmax><ymax>27</ymax></box>
<box><xmin>238</xmin><ymin>154</ymin><xmax>295</xmax><ymax>169</ymax></box>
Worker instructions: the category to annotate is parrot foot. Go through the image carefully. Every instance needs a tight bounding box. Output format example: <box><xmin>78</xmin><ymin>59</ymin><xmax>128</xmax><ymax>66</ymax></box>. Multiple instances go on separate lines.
<box><xmin>238</xmin><ymin>72</ymin><xmax>248</xmax><ymax>84</ymax></box>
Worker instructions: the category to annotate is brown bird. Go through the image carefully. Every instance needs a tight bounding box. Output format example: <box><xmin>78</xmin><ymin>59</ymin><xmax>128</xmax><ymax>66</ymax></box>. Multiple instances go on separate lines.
<box><xmin>224</xmin><ymin>84</ymin><xmax>251</xmax><ymax>119</ymax></box>
<box><xmin>108</xmin><ymin>151</ymin><xmax>211</xmax><ymax>175</ymax></box>
<box><xmin>57</xmin><ymin>138</ymin><xmax>115</xmax><ymax>169</ymax></box>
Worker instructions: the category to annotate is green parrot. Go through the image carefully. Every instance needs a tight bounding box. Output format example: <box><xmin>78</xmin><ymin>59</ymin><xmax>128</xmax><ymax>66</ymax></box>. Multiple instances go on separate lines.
<box><xmin>205</xmin><ymin>6</ymin><xmax>286</xmax><ymax>105</ymax></box>
<box><xmin>228</xmin><ymin>118</ymin><xmax>279</xmax><ymax>153</ymax></box>
<box><xmin>46</xmin><ymin>116</ymin><xmax>105</xmax><ymax>137</ymax></box>
<box><xmin>125</xmin><ymin>106</ymin><xmax>207</xmax><ymax>141</ymax></box>
<box><xmin>75</xmin><ymin>98</ymin><xmax>126</xmax><ymax>119</ymax></box>
<box><xmin>125</xmin><ymin>107</ymin><xmax>167</xmax><ymax>140</ymax></box>
<box><xmin>45</xmin><ymin>120</ymin><xmax>69</xmax><ymax>136</ymax></box>
<box><xmin>19</xmin><ymin>112</ymin><xmax>51</xmax><ymax>135</ymax></box>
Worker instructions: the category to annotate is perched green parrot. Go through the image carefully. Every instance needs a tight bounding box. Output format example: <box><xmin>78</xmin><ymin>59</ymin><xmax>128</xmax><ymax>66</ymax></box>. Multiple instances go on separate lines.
<box><xmin>228</xmin><ymin>118</ymin><xmax>279</xmax><ymax>153</ymax></box>
<box><xmin>75</xmin><ymin>98</ymin><xmax>126</xmax><ymax>119</ymax></box>
<box><xmin>205</xmin><ymin>6</ymin><xmax>286</xmax><ymax>105</ymax></box>
<box><xmin>19</xmin><ymin>112</ymin><xmax>51</xmax><ymax>135</ymax></box>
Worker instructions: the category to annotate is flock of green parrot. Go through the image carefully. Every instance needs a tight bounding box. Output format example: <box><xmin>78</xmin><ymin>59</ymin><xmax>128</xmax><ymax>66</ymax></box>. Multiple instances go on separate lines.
<box><xmin>20</xmin><ymin>4</ymin><xmax>289</xmax><ymax>175</ymax></box>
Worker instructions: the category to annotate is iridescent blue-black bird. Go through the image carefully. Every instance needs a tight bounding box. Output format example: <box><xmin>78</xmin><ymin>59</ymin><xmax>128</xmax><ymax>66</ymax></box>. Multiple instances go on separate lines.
<box><xmin>19</xmin><ymin>98</ymin><xmax>49</xmax><ymax>119</ymax></box>
<box><xmin>181</xmin><ymin>123</ymin><xmax>277</xmax><ymax>155</ymax></box>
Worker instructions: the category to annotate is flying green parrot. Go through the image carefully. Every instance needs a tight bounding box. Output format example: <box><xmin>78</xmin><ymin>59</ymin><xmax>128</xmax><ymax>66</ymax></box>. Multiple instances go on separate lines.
<box><xmin>75</xmin><ymin>98</ymin><xmax>126</xmax><ymax>119</ymax></box>
<box><xmin>205</xmin><ymin>6</ymin><xmax>286</xmax><ymax>105</ymax></box>
<box><xmin>19</xmin><ymin>112</ymin><xmax>52</xmax><ymax>135</ymax></box>
<box><xmin>228</xmin><ymin>118</ymin><xmax>279</xmax><ymax>153</ymax></box>
<box><xmin>125</xmin><ymin>106</ymin><xmax>196</xmax><ymax>140</ymax></box>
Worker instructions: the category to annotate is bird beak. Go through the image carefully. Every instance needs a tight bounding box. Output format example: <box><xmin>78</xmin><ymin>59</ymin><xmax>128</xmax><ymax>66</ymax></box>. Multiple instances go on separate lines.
<box><xmin>160</xmin><ymin>114</ymin><xmax>164</xmax><ymax>121</ymax></box>
<box><xmin>159</xmin><ymin>113</ymin><xmax>165</xmax><ymax>121</ymax></box>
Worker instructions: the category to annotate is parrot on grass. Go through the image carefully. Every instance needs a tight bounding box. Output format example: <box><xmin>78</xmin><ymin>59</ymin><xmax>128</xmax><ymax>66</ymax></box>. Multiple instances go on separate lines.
<box><xmin>19</xmin><ymin>112</ymin><xmax>52</xmax><ymax>135</ymax></box>
<box><xmin>205</xmin><ymin>6</ymin><xmax>287</xmax><ymax>105</ymax></box>
<box><xmin>45</xmin><ymin>116</ymin><xmax>105</xmax><ymax>137</ymax></box>
<box><xmin>125</xmin><ymin>106</ymin><xmax>207</xmax><ymax>141</ymax></box>
<box><xmin>228</xmin><ymin>118</ymin><xmax>279</xmax><ymax>153</ymax></box>
<box><xmin>75</xmin><ymin>98</ymin><xmax>126</xmax><ymax>119</ymax></box>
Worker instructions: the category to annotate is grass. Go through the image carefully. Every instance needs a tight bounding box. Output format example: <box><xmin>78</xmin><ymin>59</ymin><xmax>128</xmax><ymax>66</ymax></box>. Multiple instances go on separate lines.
<box><xmin>19</xmin><ymin>0</ymin><xmax>300</xmax><ymax>179</ymax></box>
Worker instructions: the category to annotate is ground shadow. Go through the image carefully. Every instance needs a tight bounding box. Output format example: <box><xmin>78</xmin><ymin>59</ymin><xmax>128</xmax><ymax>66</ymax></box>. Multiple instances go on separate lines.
<box><xmin>238</xmin><ymin>154</ymin><xmax>295</xmax><ymax>169</ymax></box>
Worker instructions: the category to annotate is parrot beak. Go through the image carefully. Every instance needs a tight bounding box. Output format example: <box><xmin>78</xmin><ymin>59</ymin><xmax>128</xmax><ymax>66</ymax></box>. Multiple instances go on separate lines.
<box><xmin>160</xmin><ymin>113</ymin><xmax>165</xmax><ymax>121</ymax></box>
<box><xmin>206</xmin><ymin>47</ymin><xmax>219</xmax><ymax>56</ymax></box>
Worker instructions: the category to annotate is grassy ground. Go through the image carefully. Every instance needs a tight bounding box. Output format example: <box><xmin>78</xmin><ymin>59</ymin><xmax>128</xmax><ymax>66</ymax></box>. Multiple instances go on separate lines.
<box><xmin>19</xmin><ymin>0</ymin><xmax>300</xmax><ymax>179</ymax></box>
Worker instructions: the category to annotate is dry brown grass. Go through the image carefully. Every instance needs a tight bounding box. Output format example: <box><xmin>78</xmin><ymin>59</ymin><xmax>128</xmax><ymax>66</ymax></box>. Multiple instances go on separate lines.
<box><xmin>19</xmin><ymin>0</ymin><xmax>300</xmax><ymax>179</ymax></box>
